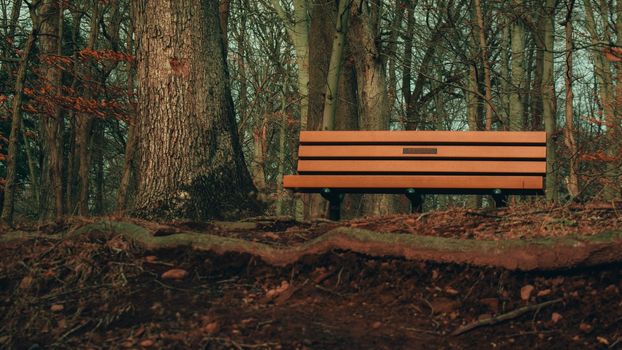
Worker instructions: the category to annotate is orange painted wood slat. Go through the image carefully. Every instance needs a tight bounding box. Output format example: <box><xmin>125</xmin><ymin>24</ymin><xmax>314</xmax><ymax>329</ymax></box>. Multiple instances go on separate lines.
<box><xmin>283</xmin><ymin>175</ymin><xmax>544</xmax><ymax>190</ymax></box>
<box><xmin>300</xmin><ymin>131</ymin><xmax>546</xmax><ymax>144</ymax></box>
<box><xmin>297</xmin><ymin>160</ymin><xmax>546</xmax><ymax>174</ymax></box>
<box><xmin>298</xmin><ymin>145</ymin><xmax>546</xmax><ymax>158</ymax></box>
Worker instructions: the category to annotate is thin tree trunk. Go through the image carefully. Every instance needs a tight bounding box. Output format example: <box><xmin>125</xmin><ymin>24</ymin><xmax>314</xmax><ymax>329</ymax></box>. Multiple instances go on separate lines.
<box><xmin>564</xmin><ymin>0</ymin><xmax>579</xmax><ymax>198</ymax></box>
<box><xmin>474</xmin><ymin>0</ymin><xmax>493</xmax><ymax>130</ymax></box>
<box><xmin>115</xmin><ymin>12</ymin><xmax>136</xmax><ymax>212</ymax></box>
<box><xmin>542</xmin><ymin>0</ymin><xmax>558</xmax><ymax>201</ymax></box>
<box><xmin>509</xmin><ymin>0</ymin><xmax>525</xmax><ymax>131</ymax></box>
<box><xmin>500</xmin><ymin>14</ymin><xmax>511</xmax><ymax>128</ymax></box>
<box><xmin>75</xmin><ymin>2</ymin><xmax>100</xmax><ymax>215</ymax></box>
<box><xmin>1</xmin><ymin>28</ymin><xmax>37</xmax><ymax>225</ymax></box>
<box><xmin>321</xmin><ymin>0</ymin><xmax>350</xmax><ymax>130</ymax></box>
<box><xmin>275</xmin><ymin>95</ymin><xmax>288</xmax><ymax>216</ymax></box>
<box><xmin>93</xmin><ymin>121</ymin><xmax>104</xmax><ymax>214</ymax></box>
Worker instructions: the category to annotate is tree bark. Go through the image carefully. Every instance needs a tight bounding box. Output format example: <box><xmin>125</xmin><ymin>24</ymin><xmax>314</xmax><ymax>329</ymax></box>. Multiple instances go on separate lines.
<box><xmin>541</xmin><ymin>0</ymin><xmax>558</xmax><ymax>202</ymax></box>
<box><xmin>131</xmin><ymin>0</ymin><xmax>260</xmax><ymax>220</ymax></box>
<box><xmin>75</xmin><ymin>1</ymin><xmax>100</xmax><ymax>215</ymax></box>
<box><xmin>38</xmin><ymin>0</ymin><xmax>64</xmax><ymax>221</ymax></box>
<box><xmin>1</xmin><ymin>27</ymin><xmax>37</xmax><ymax>225</ymax></box>
<box><xmin>474</xmin><ymin>0</ymin><xmax>493</xmax><ymax>130</ymax></box>
<box><xmin>349</xmin><ymin>0</ymin><xmax>392</xmax><ymax>216</ymax></box>
<box><xmin>564</xmin><ymin>1</ymin><xmax>579</xmax><ymax>198</ymax></box>
<box><xmin>321</xmin><ymin>0</ymin><xmax>350</xmax><ymax>130</ymax></box>
<box><xmin>509</xmin><ymin>0</ymin><xmax>525</xmax><ymax>131</ymax></box>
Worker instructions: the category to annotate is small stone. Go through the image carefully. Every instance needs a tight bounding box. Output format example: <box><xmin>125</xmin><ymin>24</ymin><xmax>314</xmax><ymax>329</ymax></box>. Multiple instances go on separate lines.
<box><xmin>50</xmin><ymin>304</ymin><xmax>64</xmax><ymax>312</ymax></box>
<box><xmin>520</xmin><ymin>285</ymin><xmax>535</xmax><ymax>301</ymax></box>
<box><xmin>161</xmin><ymin>268</ymin><xmax>188</xmax><ymax>280</ymax></box>
<box><xmin>551</xmin><ymin>312</ymin><xmax>562</xmax><ymax>323</ymax></box>
<box><xmin>371</xmin><ymin>321</ymin><xmax>382</xmax><ymax>329</ymax></box>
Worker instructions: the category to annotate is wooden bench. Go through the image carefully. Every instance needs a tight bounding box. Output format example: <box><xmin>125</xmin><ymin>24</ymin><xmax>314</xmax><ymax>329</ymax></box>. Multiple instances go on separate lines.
<box><xmin>283</xmin><ymin>131</ymin><xmax>547</xmax><ymax>220</ymax></box>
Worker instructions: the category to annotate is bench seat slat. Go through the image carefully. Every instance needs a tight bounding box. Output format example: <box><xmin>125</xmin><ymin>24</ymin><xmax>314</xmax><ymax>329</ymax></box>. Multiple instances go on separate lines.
<box><xmin>299</xmin><ymin>145</ymin><xmax>546</xmax><ymax>159</ymax></box>
<box><xmin>283</xmin><ymin>175</ymin><xmax>544</xmax><ymax>190</ymax></box>
<box><xmin>297</xmin><ymin>160</ymin><xmax>546</xmax><ymax>174</ymax></box>
<box><xmin>300</xmin><ymin>131</ymin><xmax>546</xmax><ymax>144</ymax></box>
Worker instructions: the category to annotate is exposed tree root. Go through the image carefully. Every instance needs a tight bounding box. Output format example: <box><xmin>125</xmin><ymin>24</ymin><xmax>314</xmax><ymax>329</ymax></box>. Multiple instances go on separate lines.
<box><xmin>2</xmin><ymin>220</ymin><xmax>622</xmax><ymax>271</ymax></box>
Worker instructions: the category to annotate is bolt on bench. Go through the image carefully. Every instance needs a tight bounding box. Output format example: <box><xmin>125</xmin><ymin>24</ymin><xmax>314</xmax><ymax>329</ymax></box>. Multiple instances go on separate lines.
<box><xmin>283</xmin><ymin>131</ymin><xmax>547</xmax><ymax>220</ymax></box>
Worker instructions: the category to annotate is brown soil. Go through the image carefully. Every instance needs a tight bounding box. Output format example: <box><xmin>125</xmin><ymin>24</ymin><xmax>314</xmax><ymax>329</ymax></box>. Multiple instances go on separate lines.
<box><xmin>1</xmin><ymin>204</ymin><xmax>622</xmax><ymax>349</ymax></box>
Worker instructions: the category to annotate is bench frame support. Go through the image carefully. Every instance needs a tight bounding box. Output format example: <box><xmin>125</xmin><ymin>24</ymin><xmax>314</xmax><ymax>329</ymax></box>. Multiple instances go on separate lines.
<box><xmin>321</xmin><ymin>188</ymin><xmax>344</xmax><ymax>221</ymax></box>
<box><xmin>405</xmin><ymin>188</ymin><xmax>423</xmax><ymax>213</ymax></box>
<box><xmin>492</xmin><ymin>189</ymin><xmax>508</xmax><ymax>208</ymax></box>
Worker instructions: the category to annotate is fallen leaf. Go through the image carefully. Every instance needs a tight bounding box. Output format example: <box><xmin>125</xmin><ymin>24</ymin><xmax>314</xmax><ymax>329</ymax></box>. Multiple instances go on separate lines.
<box><xmin>276</xmin><ymin>281</ymin><xmax>290</xmax><ymax>293</ymax></box>
<box><xmin>19</xmin><ymin>276</ymin><xmax>33</xmax><ymax>289</ymax></box>
<box><xmin>262</xmin><ymin>232</ymin><xmax>279</xmax><ymax>240</ymax></box>
<box><xmin>551</xmin><ymin>312</ymin><xmax>562</xmax><ymax>323</ymax></box>
<box><xmin>579</xmin><ymin>323</ymin><xmax>592</xmax><ymax>333</ymax></box>
<box><xmin>139</xmin><ymin>339</ymin><xmax>155</xmax><ymax>348</ymax></box>
<box><xmin>145</xmin><ymin>255</ymin><xmax>157</xmax><ymax>263</ymax></box>
<box><xmin>266</xmin><ymin>289</ymin><xmax>278</xmax><ymax>299</ymax></box>
<box><xmin>596</xmin><ymin>336</ymin><xmax>609</xmax><ymax>345</ymax></box>
<box><xmin>204</xmin><ymin>321</ymin><xmax>219</xmax><ymax>334</ymax></box>
<box><xmin>537</xmin><ymin>289</ymin><xmax>552</xmax><ymax>297</ymax></box>
<box><xmin>445</xmin><ymin>286</ymin><xmax>459</xmax><ymax>295</ymax></box>
<box><xmin>161</xmin><ymin>268</ymin><xmax>188</xmax><ymax>280</ymax></box>
<box><xmin>431</xmin><ymin>297</ymin><xmax>460</xmax><ymax>314</ymax></box>
<box><xmin>520</xmin><ymin>285</ymin><xmax>535</xmax><ymax>301</ymax></box>
<box><xmin>50</xmin><ymin>304</ymin><xmax>64</xmax><ymax>312</ymax></box>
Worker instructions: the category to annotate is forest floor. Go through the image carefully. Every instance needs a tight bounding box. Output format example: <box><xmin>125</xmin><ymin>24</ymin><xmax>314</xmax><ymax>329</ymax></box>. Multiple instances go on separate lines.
<box><xmin>1</xmin><ymin>203</ymin><xmax>622</xmax><ymax>349</ymax></box>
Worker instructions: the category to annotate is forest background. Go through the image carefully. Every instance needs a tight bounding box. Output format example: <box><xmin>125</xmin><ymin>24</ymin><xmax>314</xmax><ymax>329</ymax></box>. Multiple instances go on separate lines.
<box><xmin>0</xmin><ymin>0</ymin><xmax>621</xmax><ymax>224</ymax></box>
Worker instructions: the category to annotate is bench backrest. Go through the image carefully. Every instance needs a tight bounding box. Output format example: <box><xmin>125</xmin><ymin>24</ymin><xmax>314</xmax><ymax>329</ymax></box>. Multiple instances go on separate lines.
<box><xmin>296</xmin><ymin>131</ymin><xmax>547</xmax><ymax>175</ymax></box>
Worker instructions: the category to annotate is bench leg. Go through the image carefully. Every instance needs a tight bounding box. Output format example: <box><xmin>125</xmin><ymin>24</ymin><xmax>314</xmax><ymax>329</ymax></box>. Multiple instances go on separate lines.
<box><xmin>321</xmin><ymin>188</ymin><xmax>343</xmax><ymax>221</ymax></box>
<box><xmin>405</xmin><ymin>188</ymin><xmax>423</xmax><ymax>213</ymax></box>
<box><xmin>492</xmin><ymin>189</ymin><xmax>508</xmax><ymax>208</ymax></box>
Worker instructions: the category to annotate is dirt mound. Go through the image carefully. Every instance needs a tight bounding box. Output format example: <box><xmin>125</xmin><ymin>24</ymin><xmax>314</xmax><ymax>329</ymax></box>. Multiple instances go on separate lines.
<box><xmin>1</xmin><ymin>204</ymin><xmax>621</xmax><ymax>349</ymax></box>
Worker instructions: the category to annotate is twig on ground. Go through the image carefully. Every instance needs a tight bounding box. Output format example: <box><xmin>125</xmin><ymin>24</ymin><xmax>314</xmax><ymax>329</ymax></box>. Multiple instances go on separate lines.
<box><xmin>451</xmin><ymin>298</ymin><xmax>563</xmax><ymax>336</ymax></box>
<box><xmin>610</xmin><ymin>337</ymin><xmax>622</xmax><ymax>349</ymax></box>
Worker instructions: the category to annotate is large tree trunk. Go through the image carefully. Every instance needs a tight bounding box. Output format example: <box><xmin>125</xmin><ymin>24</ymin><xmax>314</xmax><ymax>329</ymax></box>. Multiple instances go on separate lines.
<box><xmin>38</xmin><ymin>0</ymin><xmax>64</xmax><ymax>221</ymax></box>
<box><xmin>349</xmin><ymin>0</ymin><xmax>393</xmax><ymax>216</ymax></box>
<box><xmin>131</xmin><ymin>0</ymin><xmax>260</xmax><ymax>220</ymax></box>
<box><xmin>584</xmin><ymin>0</ymin><xmax>618</xmax><ymax>199</ymax></box>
